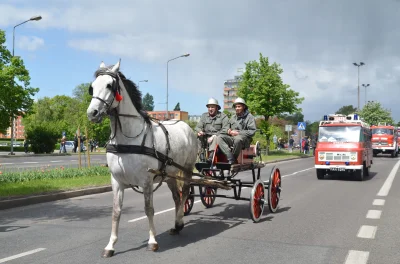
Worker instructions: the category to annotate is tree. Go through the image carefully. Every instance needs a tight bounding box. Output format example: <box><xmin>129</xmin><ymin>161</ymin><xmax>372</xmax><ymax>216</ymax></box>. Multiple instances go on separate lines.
<box><xmin>278</xmin><ymin>111</ymin><xmax>304</xmax><ymax>125</ymax></box>
<box><xmin>223</xmin><ymin>110</ymin><xmax>232</xmax><ymax>119</ymax></box>
<box><xmin>359</xmin><ymin>101</ymin><xmax>393</xmax><ymax>125</ymax></box>
<box><xmin>0</xmin><ymin>30</ymin><xmax>39</xmax><ymax>131</ymax></box>
<box><xmin>238</xmin><ymin>53</ymin><xmax>304</xmax><ymax>148</ymax></box>
<box><xmin>173</xmin><ymin>102</ymin><xmax>180</xmax><ymax>111</ymax></box>
<box><xmin>142</xmin><ymin>93</ymin><xmax>154</xmax><ymax>111</ymax></box>
<box><xmin>335</xmin><ymin>105</ymin><xmax>357</xmax><ymax>116</ymax></box>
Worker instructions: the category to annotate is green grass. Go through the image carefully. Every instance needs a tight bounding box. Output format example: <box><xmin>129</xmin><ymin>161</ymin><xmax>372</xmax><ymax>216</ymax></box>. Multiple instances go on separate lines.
<box><xmin>0</xmin><ymin>175</ymin><xmax>111</xmax><ymax>198</ymax></box>
<box><xmin>258</xmin><ymin>150</ymin><xmax>312</xmax><ymax>162</ymax></box>
<box><xmin>0</xmin><ymin>165</ymin><xmax>111</xmax><ymax>198</ymax></box>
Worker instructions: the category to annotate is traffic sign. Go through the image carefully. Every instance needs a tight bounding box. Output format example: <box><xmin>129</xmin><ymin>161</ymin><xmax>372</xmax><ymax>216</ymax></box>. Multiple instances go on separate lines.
<box><xmin>285</xmin><ymin>125</ymin><xmax>292</xmax><ymax>131</ymax></box>
<box><xmin>297</xmin><ymin>122</ymin><xmax>306</xmax><ymax>131</ymax></box>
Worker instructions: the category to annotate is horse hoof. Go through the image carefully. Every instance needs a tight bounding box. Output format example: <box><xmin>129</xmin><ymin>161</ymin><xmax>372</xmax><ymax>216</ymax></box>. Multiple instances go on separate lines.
<box><xmin>175</xmin><ymin>223</ymin><xmax>184</xmax><ymax>232</ymax></box>
<box><xmin>102</xmin><ymin>249</ymin><xmax>114</xmax><ymax>258</ymax></box>
<box><xmin>147</xmin><ymin>243</ymin><xmax>159</xmax><ymax>251</ymax></box>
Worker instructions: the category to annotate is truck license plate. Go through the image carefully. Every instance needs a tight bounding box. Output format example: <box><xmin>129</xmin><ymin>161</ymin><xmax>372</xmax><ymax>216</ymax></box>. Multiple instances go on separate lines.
<box><xmin>330</xmin><ymin>167</ymin><xmax>345</xmax><ymax>172</ymax></box>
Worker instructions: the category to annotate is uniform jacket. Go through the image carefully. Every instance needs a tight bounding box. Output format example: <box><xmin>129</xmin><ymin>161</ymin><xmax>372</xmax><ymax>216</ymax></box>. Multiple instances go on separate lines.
<box><xmin>195</xmin><ymin>111</ymin><xmax>229</xmax><ymax>136</ymax></box>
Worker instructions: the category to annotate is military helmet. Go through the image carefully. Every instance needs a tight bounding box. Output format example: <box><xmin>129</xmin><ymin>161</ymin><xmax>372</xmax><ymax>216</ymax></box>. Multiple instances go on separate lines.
<box><xmin>232</xmin><ymin>97</ymin><xmax>247</xmax><ymax>108</ymax></box>
<box><xmin>206</xmin><ymin>98</ymin><xmax>221</xmax><ymax>110</ymax></box>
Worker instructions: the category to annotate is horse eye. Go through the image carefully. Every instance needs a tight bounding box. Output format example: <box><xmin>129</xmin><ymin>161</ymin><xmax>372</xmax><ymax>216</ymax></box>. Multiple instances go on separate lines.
<box><xmin>107</xmin><ymin>84</ymin><xmax>112</xmax><ymax>89</ymax></box>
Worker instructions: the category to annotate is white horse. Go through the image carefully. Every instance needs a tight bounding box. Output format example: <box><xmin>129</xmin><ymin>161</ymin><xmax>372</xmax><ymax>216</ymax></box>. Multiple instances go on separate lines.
<box><xmin>86</xmin><ymin>59</ymin><xmax>198</xmax><ymax>257</ymax></box>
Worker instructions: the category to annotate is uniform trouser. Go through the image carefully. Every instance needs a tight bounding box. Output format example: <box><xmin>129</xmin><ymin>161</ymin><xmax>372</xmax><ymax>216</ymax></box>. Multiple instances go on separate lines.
<box><xmin>217</xmin><ymin>134</ymin><xmax>248</xmax><ymax>159</ymax></box>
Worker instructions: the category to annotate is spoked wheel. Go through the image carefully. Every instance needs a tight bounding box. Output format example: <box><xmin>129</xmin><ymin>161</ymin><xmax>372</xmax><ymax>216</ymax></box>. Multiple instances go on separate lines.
<box><xmin>249</xmin><ymin>179</ymin><xmax>265</xmax><ymax>222</ymax></box>
<box><xmin>182</xmin><ymin>186</ymin><xmax>195</xmax><ymax>216</ymax></box>
<box><xmin>199</xmin><ymin>186</ymin><xmax>217</xmax><ymax>208</ymax></box>
<box><xmin>268</xmin><ymin>166</ymin><xmax>281</xmax><ymax>213</ymax></box>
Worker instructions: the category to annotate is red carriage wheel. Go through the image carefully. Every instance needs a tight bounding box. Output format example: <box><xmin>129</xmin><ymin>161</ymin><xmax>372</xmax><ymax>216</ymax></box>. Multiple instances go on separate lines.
<box><xmin>268</xmin><ymin>166</ymin><xmax>281</xmax><ymax>213</ymax></box>
<box><xmin>183</xmin><ymin>186</ymin><xmax>195</xmax><ymax>216</ymax></box>
<box><xmin>199</xmin><ymin>186</ymin><xmax>217</xmax><ymax>208</ymax></box>
<box><xmin>249</xmin><ymin>179</ymin><xmax>265</xmax><ymax>222</ymax></box>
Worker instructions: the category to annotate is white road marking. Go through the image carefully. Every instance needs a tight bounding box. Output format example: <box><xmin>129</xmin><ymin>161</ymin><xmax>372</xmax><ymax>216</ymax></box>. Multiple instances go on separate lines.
<box><xmin>128</xmin><ymin>167</ymin><xmax>311</xmax><ymax>223</ymax></box>
<box><xmin>366</xmin><ymin>210</ymin><xmax>381</xmax><ymax>220</ymax></box>
<box><xmin>50</xmin><ymin>160</ymin><xmax>62</xmax><ymax>163</ymax></box>
<box><xmin>372</xmin><ymin>199</ymin><xmax>385</xmax><ymax>206</ymax></box>
<box><xmin>23</xmin><ymin>162</ymin><xmax>38</xmax><ymax>164</ymax></box>
<box><xmin>377</xmin><ymin>159</ymin><xmax>400</xmax><ymax>197</ymax></box>
<box><xmin>0</xmin><ymin>248</ymin><xmax>46</xmax><ymax>263</ymax></box>
<box><xmin>128</xmin><ymin>200</ymin><xmax>202</xmax><ymax>223</ymax></box>
<box><xmin>357</xmin><ymin>225</ymin><xmax>377</xmax><ymax>239</ymax></box>
<box><xmin>0</xmin><ymin>163</ymin><xmax>14</xmax><ymax>165</ymax></box>
<box><xmin>344</xmin><ymin>250</ymin><xmax>369</xmax><ymax>264</ymax></box>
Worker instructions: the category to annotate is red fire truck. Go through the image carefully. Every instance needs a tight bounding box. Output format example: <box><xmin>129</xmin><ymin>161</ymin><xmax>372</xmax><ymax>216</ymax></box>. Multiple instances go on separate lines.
<box><xmin>371</xmin><ymin>123</ymin><xmax>398</xmax><ymax>157</ymax></box>
<box><xmin>314</xmin><ymin>114</ymin><xmax>372</xmax><ymax>181</ymax></box>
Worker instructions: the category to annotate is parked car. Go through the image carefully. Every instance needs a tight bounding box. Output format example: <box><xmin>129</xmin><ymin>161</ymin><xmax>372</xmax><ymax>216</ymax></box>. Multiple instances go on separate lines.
<box><xmin>64</xmin><ymin>141</ymin><xmax>75</xmax><ymax>152</ymax></box>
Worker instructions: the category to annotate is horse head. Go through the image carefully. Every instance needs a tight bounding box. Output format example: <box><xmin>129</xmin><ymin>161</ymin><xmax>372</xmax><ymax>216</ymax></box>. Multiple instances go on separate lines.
<box><xmin>87</xmin><ymin>59</ymin><xmax>122</xmax><ymax>123</ymax></box>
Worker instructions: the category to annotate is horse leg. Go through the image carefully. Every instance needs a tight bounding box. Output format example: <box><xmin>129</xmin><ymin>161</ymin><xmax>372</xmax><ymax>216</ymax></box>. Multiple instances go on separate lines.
<box><xmin>169</xmin><ymin>171</ymin><xmax>191</xmax><ymax>235</ymax></box>
<box><xmin>102</xmin><ymin>178</ymin><xmax>124</xmax><ymax>258</ymax></box>
<box><xmin>166</xmin><ymin>178</ymin><xmax>183</xmax><ymax>235</ymax></box>
<box><xmin>143</xmin><ymin>182</ymin><xmax>159</xmax><ymax>251</ymax></box>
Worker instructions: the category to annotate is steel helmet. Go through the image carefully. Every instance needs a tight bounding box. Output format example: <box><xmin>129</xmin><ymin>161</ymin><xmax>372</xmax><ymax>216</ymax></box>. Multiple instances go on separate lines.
<box><xmin>232</xmin><ymin>97</ymin><xmax>247</xmax><ymax>108</ymax></box>
<box><xmin>206</xmin><ymin>98</ymin><xmax>221</xmax><ymax>110</ymax></box>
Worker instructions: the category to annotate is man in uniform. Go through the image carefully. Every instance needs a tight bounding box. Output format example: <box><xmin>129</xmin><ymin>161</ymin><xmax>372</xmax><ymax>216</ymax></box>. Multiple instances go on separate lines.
<box><xmin>195</xmin><ymin>98</ymin><xmax>228</xmax><ymax>162</ymax></box>
<box><xmin>217</xmin><ymin>97</ymin><xmax>256</xmax><ymax>164</ymax></box>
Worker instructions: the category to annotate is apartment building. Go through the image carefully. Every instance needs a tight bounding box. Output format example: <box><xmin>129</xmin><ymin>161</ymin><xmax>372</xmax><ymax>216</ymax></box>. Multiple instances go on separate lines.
<box><xmin>223</xmin><ymin>74</ymin><xmax>242</xmax><ymax>114</ymax></box>
<box><xmin>0</xmin><ymin>115</ymin><xmax>25</xmax><ymax>139</ymax></box>
<box><xmin>146</xmin><ymin>111</ymin><xmax>189</xmax><ymax>121</ymax></box>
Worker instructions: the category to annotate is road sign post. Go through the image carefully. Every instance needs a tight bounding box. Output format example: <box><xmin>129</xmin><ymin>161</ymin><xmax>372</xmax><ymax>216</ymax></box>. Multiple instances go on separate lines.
<box><xmin>297</xmin><ymin>122</ymin><xmax>306</xmax><ymax>153</ymax></box>
<box><xmin>285</xmin><ymin>125</ymin><xmax>292</xmax><ymax>143</ymax></box>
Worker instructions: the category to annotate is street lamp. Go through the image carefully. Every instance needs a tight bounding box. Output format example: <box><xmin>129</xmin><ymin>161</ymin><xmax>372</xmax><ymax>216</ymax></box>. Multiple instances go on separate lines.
<box><xmin>10</xmin><ymin>15</ymin><xmax>42</xmax><ymax>155</ymax></box>
<box><xmin>137</xmin><ymin>80</ymin><xmax>148</xmax><ymax>89</ymax></box>
<box><xmin>353</xmin><ymin>62</ymin><xmax>365</xmax><ymax>111</ymax></box>
<box><xmin>362</xmin><ymin>83</ymin><xmax>370</xmax><ymax>106</ymax></box>
<box><xmin>166</xmin><ymin>53</ymin><xmax>190</xmax><ymax>120</ymax></box>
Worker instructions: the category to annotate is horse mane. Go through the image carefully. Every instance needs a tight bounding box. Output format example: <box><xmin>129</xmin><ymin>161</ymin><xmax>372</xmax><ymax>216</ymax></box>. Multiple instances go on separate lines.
<box><xmin>94</xmin><ymin>67</ymin><xmax>151</xmax><ymax>124</ymax></box>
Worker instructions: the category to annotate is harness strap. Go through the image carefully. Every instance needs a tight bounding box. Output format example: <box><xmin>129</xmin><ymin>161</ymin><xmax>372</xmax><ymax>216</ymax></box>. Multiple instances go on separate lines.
<box><xmin>105</xmin><ymin>144</ymin><xmax>190</xmax><ymax>174</ymax></box>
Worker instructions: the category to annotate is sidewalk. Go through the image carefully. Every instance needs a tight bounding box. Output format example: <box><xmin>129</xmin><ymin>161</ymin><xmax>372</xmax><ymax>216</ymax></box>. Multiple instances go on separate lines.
<box><xmin>0</xmin><ymin>155</ymin><xmax>313</xmax><ymax>210</ymax></box>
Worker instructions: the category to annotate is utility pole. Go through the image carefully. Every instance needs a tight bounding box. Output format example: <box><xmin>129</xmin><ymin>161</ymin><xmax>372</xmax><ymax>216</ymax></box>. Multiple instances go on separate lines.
<box><xmin>353</xmin><ymin>62</ymin><xmax>365</xmax><ymax>111</ymax></box>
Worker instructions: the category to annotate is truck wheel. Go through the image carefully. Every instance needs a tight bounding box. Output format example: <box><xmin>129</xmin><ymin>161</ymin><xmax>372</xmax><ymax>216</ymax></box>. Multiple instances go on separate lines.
<box><xmin>363</xmin><ymin>162</ymin><xmax>369</xmax><ymax>177</ymax></box>
<box><xmin>316</xmin><ymin>169</ymin><xmax>325</xmax><ymax>180</ymax></box>
<box><xmin>355</xmin><ymin>167</ymin><xmax>364</xmax><ymax>181</ymax></box>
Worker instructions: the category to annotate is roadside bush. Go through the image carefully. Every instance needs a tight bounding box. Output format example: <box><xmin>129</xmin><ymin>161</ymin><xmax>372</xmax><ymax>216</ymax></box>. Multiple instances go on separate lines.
<box><xmin>25</xmin><ymin>125</ymin><xmax>59</xmax><ymax>154</ymax></box>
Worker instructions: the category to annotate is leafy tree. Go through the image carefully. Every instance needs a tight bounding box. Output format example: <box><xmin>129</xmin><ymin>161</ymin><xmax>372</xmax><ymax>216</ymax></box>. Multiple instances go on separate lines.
<box><xmin>142</xmin><ymin>93</ymin><xmax>154</xmax><ymax>111</ymax></box>
<box><xmin>359</xmin><ymin>101</ymin><xmax>393</xmax><ymax>125</ymax></box>
<box><xmin>278</xmin><ymin>112</ymin><xmax>304</xmax><ymax>125</ymax></box>
<box><xmin>335</xmin><ymin>105</ymin><xmax>357</xmax><ymax>116</ymax></box>
<box><xmin>184</xmin><ymin>120</ymin><xmax>197</xmax><ymax>131</ymax></box>
<box><xmin>26</xmin><ymin>124</ymin><xmax>59</xmax><ymax>154</ymax></box>
<box><xmin>238</xmin><ymin>53</ymin><xmax>304</xmax><ymax>150</ymax></box>
<box><xmin>0</xmin><ymin>29</ymin><xmax>38</xmax><ymax>131</ymax></box>
<box><xmin>173</xmin><ymin>102</ymin><xmax>180</xmax><ymax>111</ymax></box>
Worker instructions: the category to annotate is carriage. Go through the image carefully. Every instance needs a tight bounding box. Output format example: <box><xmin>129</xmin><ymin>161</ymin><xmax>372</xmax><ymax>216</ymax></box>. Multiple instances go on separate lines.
<box><xmin>180</xmin><ymin>135</ymin><xmax>282</xmax><ymax>222</ymax></box>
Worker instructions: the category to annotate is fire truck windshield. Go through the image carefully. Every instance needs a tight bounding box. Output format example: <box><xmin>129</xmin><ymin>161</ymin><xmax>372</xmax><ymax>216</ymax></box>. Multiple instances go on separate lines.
<box><xmin>371</xmin><ymin>128</ymin><xmax>393</xmax><ymax>135</ymax></box>
<box><xmin>318</xmin><ymin>126</ymin><xmax>361</xmax><ymax>142</ymax></box>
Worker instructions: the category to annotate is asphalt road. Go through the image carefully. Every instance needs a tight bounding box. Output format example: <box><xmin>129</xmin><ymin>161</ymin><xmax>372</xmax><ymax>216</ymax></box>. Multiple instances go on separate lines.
<box><xmin>0</xmin><ymin>153</ymin><xmax>107</xmax><ymax>171</ymax></box>
<box><xmin>1</xmin><ymin>156</ymin><xmax>400</xmax><ymax>264</ymax></box>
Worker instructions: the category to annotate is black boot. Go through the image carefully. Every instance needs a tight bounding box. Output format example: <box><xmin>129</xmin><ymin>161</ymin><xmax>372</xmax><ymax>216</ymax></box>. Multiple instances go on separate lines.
<box><xmin>227</xmin><ymin>152</ymin><xmax>236</xmax><ymax>164</ymax></box>
<box><xmin>207</xmin><ymin>151</ymin><xmax>214</xmax><ymax>163</ymax></box>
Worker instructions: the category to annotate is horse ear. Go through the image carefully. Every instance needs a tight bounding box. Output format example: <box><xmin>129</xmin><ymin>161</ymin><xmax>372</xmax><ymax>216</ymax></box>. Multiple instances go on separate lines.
<box><xmin>99</xmin><ymin>61</ymin><xmax>106</xmax><ymax>68</ymax></box>
<box><xmin>111</xmin><ymin>59</ymin><xmax>121</xmax><ymax>73</ymax></box>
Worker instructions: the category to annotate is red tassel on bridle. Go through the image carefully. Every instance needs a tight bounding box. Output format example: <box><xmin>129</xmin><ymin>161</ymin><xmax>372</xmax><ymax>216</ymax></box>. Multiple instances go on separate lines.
<box><xmin>115</xmin><ymin>91</ymin><xmax>123</xmax><ymax>101</ymax></box>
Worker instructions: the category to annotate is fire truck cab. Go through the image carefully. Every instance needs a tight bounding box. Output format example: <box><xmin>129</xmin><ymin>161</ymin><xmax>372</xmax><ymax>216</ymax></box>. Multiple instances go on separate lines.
<box><xmin>371</xmin><ymin>123</ymin><xmax>398</xmax><ymax>157</ymax></box>
<box><xmin>314</xmin><ymin>114</ymin><xmax>372</xmax><ymax>181</ymax></box>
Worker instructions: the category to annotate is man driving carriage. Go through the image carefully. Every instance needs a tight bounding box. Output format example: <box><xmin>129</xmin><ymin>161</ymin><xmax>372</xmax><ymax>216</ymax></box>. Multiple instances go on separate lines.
<box><xmin>195</xmin><ymin>98</ymin><xmax>229</xmax><ymax>162</ymax></box>
<box><xmin>216</xmin><ymin>97</ymin><xmax>256</xmax><ymax>164</ymax></box>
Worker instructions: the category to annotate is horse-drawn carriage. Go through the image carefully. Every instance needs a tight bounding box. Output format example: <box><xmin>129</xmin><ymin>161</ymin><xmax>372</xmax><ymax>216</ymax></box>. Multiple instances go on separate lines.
<box><xmin>181</xmin><ymin>134</ymin><xmax>282</xmax><ymax>222</ymax></box>
<box><xmin>86</xmin><ymin>59</ymin><xmax>283</xmax><ymax>256</ymax></box>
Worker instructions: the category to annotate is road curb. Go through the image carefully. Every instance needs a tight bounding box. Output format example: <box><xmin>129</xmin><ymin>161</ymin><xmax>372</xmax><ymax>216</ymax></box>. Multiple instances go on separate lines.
<box><xmin>0</xmin><ymin>155</ymin><xmax>313</xmax><ymax>210</ymax></box>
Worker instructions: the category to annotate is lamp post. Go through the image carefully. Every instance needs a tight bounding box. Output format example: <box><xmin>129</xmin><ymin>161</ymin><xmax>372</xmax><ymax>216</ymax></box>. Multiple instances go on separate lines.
<box><xmin>137</xmin><ymin>79</ymin><xmax>148</xmax><ymax>89</ymax></box>
<box><xmin>166</xmin><ymin>53</ymin><xmax>190</xmax><ymax>120</ymax></box>
<box><xmin>353</xmin><ymin>62</ymin><xmax>365</xmax><ymax>111</ymax></box>
<box><xmin>10</xmin><ymin>15</ymin><xmax>42</xmax><ymax>155</ymax></box>
<box><xmin>362</xmin><ymin>83</ymin><xmax>370</xmax><ymax>106</ymax></box>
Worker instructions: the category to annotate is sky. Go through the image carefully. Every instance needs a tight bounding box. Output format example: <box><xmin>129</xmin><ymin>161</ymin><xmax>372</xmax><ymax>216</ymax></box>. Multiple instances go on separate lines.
<box><xmin>2</xmin><ymin>0</ymin><xmax>400</xmax><ymax>123</ymax></box>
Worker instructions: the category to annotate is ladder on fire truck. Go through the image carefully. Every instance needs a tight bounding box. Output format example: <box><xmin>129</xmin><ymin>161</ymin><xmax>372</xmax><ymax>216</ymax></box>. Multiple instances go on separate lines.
<box><xmin>320</xmin><ymin>114</ymin><xmax>370</xmax><ymax>128</ymax></box>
